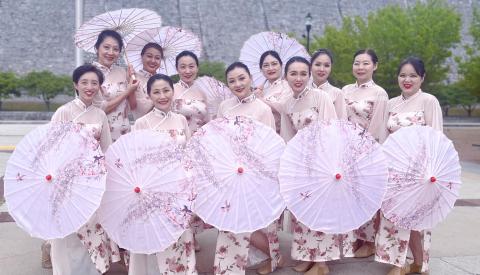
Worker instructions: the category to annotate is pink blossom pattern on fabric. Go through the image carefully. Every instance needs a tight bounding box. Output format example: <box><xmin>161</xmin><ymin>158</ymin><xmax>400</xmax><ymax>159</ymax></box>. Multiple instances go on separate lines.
<box><xmin>174</xmin><ymin>98</ymin><xmax>209</xmax><ymax>133</ymax></box>
<box><xmin>345</xmin><ymin>99</ymin><xmax>375</xmax><ymax>130</ymax></box>
<box><xmin>291</xmin><ymin>216</ymin><xmax>355</xmax><ymax>261</ymax></box>
<box><xmin>157</xmin><ymin>231</ymin><xmax>197</xmax><ymax>274</ymax></box>
<box><xmin>77</xmin><ymin>218</ymin><xmax>121</xmax><ymax>273</ymax></box>
<box><xmin>213</xmin><ymin>232</ymin><xmax>251</xmax><ymax>275</ymax></box>
<box><xmin>387</xmin><ymin>111</ymin><xmax>426</xmax><ymax>133</ymax></box>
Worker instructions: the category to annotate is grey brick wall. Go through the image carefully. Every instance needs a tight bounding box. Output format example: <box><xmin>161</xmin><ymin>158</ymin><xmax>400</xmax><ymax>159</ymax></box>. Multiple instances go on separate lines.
<box><xmin>0</xmin><ymin>0</ymin><xmax>477</xmax><ymax>77</ymax></box>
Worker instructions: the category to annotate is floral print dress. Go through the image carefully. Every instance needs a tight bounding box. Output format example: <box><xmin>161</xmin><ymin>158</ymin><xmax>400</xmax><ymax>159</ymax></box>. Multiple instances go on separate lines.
<box><xmin>213</xmin><ymin>93</ymin><xmax>279</xmax><ymax>275</ymax></box>
<box><xmin>279</xmin><ymin>87</ymin><xmax>355</xmax><ymax>262</ymax></box>
<box><xmin>343</xmin><ymin>80</ymin><xmax>389</xmax><ymax>243</ymax></box>
<box><xmin>92</xmin><ymin>61</ymin><xmax>131</xmax><ymax>142</ymax></box>
<box><xmin>259</xmin><ymin>78</ymin><xmax>292</xmax><ymax>133</ymax></box>
<box><xmin>129</xmin><ymin>109</ymin><xmax>196</xmax><ymax>275</ymax></box>
<box><xmin>310</xmin><ymin>80</ymin><xmax>347</xmax><ymax>119</ymax></box>
<box><xmin>50</xmin><ymin>98</ymin><xmax>120</xmax><ymax>274</ymax></box>
<box><xmin>375</xmin><ymin>90</ymin><xmax>443</xmax><ymax>272</ymax></box>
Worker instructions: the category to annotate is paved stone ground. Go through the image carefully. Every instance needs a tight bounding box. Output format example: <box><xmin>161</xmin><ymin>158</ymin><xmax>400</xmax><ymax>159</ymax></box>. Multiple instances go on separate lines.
<box><xmin>1</xmin><ymin>123</ymin><xmax>479</xmax><ymax>274</ymax></box>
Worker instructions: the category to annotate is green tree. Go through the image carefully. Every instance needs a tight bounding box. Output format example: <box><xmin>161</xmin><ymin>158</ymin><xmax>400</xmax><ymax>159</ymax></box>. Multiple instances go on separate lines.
<box><xmin>308</xmin><ymin>0</ymin><xmax>461</xmax><ymax>97</ymax></box>
<box><xmin>457</xmin><ymin>7</ymin><xmax>480</xmax><ymax>99</ymax></box>
<box><xmin>21</xmin><ymin>71</ymin><xmax>71</xmax><ymax>111</ymax></box>
<box><xmin>0</xmin><ymin>71</ymin><xmax>19</xmax><ymax>111</ymax></box>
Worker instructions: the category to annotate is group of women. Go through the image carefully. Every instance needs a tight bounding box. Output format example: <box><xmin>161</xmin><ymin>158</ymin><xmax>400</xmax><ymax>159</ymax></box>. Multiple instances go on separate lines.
<box><xmin>45</xmin><ymin>28</ymin><xmax>442</xmax><ymax>275</ymax></box>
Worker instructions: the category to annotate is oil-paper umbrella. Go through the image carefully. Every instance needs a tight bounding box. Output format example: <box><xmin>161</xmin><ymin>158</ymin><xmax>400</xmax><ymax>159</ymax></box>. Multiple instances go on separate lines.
<box><xmin>381</xmin><ymin>125</ymin><xmax>462</xmax><ymax>230</ymax></box>
<box><xmin>279</xmin><ymin>119</ymin><xmax>388</xmax><ymax>234</ymax></box>
<box><xmin>4</xmin><ymin>122</ymin><xmax>106</xmax><ymax>239</ymax></box>
<box><xmin>74</xmin><ymin>8</ymin><xmax>162</xmax><ymax>54</ymax></box>
<box><xmin>184</xmin><ymin>116</ymin><xmax>286</xmax><ymax>233</ymax></box>
<box><xmin>98</xmin><ymin>130</ymin><xmax>196</xmax><ymax>254</ymax></box>
<box><xmin>191</xmin><ymin>76</ymin><xmax>233</xmax><ymax>119</ymax></box>
<box><xmin>126</xmin><ymin>26</ymin><xmax>202</xmax><ymax>76</ymax></box>
<box><xmin>239</xmin><ymin>31</ymin><xmax>310</xmax><ymax>87</ymax></box>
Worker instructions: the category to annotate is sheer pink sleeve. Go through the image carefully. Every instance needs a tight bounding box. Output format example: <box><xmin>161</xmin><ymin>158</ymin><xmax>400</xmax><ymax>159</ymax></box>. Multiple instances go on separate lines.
<box><xmin>424</xmin><ymin>94</ymin><xmax>443</xmax><ymax>132</ymax></box>
<box><xmin>333</xmin><ymin>90</ymin><xmax>347</xmax><ymax>120</ymax></box>
<box><xmin>367</xmin><ymin>91</ymin><xmax>389</xmax><ymax>143</ymax></box>
<box><xmin>99</xmin><ymin>113</ymin><xmax>112</xmax><ymax>152</ymax></box>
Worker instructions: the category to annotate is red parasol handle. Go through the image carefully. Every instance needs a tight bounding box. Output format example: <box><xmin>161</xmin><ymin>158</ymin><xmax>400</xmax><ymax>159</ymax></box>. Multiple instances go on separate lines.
<box><xmin>134</xmin><ymin>186</ymin><xmax>141</xmax><ymax>193</ymax></box>
<box><xmin>430</xmin><ymin>177</ymin><xmax>436</xmax><ymax>183</ymax></box>
<box><xmin>335</xmin><ymin>173</ymin><xmax>342</xmax><ymax>180</ymax></box>
<box><xmin>237</xmin><ymin>167</ymin><xmax>244</xmax><ymax>174</ymax></box>
<box><xmin>45</xmin><ymin>174</ymin><xmax>52</xmax><ymax>181</ymax></box>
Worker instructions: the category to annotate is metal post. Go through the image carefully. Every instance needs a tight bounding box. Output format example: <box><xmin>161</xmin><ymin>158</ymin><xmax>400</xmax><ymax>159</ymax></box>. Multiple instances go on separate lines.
<box><xmin>305</xmin><ymin>13</ymin><xmax>312</xmax><ymax>53</ymax></box>
<box><xmin>75</xmin><ymin>0</ymin><xmax>84</xmax><ymax>67</ymax></box>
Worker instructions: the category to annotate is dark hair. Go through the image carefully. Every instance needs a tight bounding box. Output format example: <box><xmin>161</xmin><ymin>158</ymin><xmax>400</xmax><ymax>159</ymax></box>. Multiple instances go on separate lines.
<box><xmin>284</xmin><ymin>56</ymin><xmax>311</xmax><ymax>76</ymax></box>
<box><xmin>225</xmin><ymin>62</ymin><xmax>251</xmax><ymax>79</ymax></box>
<box><xmin>259</xmin><ymin>50</ymin><xmax>283</xmax><ymax>69</ymax></box>
<box><xmin>397</xmin><ymin>56</ymin><xmax>426</xmax><ymax>78</ymax></box>
<box><xmin>175</xmin><ymin>50</ymin><xmax>199</xmax><ymax>68</ymax></box>
<box><xmin>141</xmin><ymin>42</ymin><xmax>164</xmax><ymax>58</ymax></box>
<box><xmin>146</xmin><ymin>74</ymin><xmax>174</xmax><ymax>95</ymax></box>
<box><xmin>72</xmin><ymin>64</ymin><xmax>104</xmax><ymax>95</ymax></box>
<box><xmin>94</xmin><ymin>29</ymin><xmax>123</xmax><ymax>52</ymax></box>
<box><xmin>353</xmin><ymin>49</ymin><xmax>378</xmax><ymax>64</ymax></box>
<box><xmin>311</xmin><ymin>48</ymin><xmax>334</xmax><ymax>65</ymax></box>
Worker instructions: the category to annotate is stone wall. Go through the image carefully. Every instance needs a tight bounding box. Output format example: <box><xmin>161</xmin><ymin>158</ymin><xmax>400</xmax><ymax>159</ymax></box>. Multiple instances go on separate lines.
<box><xmin>0</xmin><ymin>0</ymin><xmax>478</xmax><ymax>76</ymax></box>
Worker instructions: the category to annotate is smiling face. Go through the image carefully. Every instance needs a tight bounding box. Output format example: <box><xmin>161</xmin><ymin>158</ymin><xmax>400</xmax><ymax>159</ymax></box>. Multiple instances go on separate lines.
<box><xmin>226</xmin><ymin>67</ymin><xmax>253</xmax><ymax>100</ymax></box>
<box><xmin>261</xmin><ymin>54</ymin><xmax>282</xmax><ymax>83</ymax></box>
<box><xmin>285</xmin><ymin>62</ymin><xmax>310</xmax><ymax>95</ymax></box>
<box><xmin>97</xmin><ymin>36</ymin><xmax>121</xmax><ymax>68</ymax></box>
<box><xmin>398</xmin><ymin>63</ymin><xmax>424</xmax><ymax>96</ymax></box>
<box><xmin>149</xmin><ymin>79</ymin><xmax>174</xmax><ymax>111</ymax></box>
<box><xmin>311</xmin><ymin>53</ymin><xmax>332</xmax><ymax>86</ymax></box>
<box><xmin>141</xmin><ymin>47</ymin><xmax>162</xmax><ymax>74</ymax></box>
<box><xmin>176</xmin><ymin>56</ymin><xmax>198</xmax><ymax>86</ymax></box>
<box><xmin>352</xmin><ymin>53</ymin><xmax>377</xmax><ymax>84</ymax></box>
<box><xmin>74</xmin><ymin>72</ymin><xmax>100</xmax><ymax>106</ymax></box>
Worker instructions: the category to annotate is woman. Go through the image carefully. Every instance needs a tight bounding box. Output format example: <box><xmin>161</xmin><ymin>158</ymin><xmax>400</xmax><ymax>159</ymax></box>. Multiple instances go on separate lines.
<box><xmin>129</xmin><ymin>74</ymin><xmax>197</xmax><ymax>275</ymax></box>
<box><xmin>173</xmin><ymin>50</ymin><xmax>210</xmax><ymax>251</ymax></box>
<box><xmin>256</xmin><ymin>50</ymin><xmax>292</xmax><ymax>133</ymax></box>
<box><xmin>92</xmin><ymin>29</ymin><xmax>139</xmax><ymax>142</ymax></box>
<box><xmin>375</xmin><ymin>57</ymin><xmax>442</xmax><ymax>275</ymax></box>
<box><xmin>214</xmin><ymin>62</ymin><xmax>281</xmax><ymax>275</ymax></box>
<box><xmin>131</xmin><ymin>42</ymin><xmax>163</xmax><ymax>120</ymax></box>
<box><xmin>173</xmin><ymin>50</ymin><xmax>209</xmax><ymax>133</ymax></box>
<box><xmin>309</xmin><ymin>49</ymin><xmax>347</xmax><ymax>119</ymax></box>
<box><xmin>279</xmin><ymin>57</ymin><xmax>347</xmax><ymax>275</ymax></box>
<box><xmin>342</xmin><ymin>49</ymin><xmax>389</xmax><ymax>257</ymax></box>
<box><xmin>50</xmin><ymin>64</ymin><xmax>120</xmax><ymax>274</ymax></box>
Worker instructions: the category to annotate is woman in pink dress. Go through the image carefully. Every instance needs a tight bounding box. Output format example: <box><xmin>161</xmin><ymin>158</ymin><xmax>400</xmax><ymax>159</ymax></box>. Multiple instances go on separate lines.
<box><xmin>309</xmin><ymin>49</ymin><xmax>347</xmax><ymax>119</ymax></box>
<box><xmin>173</xmin><ymin>50</ymin><xmax>210</xmax><ymax>250</ymax></box>
<box><xmin>256</xmin><ymin>50</ymin><xmax>292</xmax><ymax>133</ymax></box>
<box><xmin>128</xmin><ymin>74</ymin><xmax>197</xmax><ymax>275</ymax></box>
<box><xmin>214</xmin><ymin>62</ymin><xmax>283</xmax><ymax>275</ymax></box>
<box><xmin>91</xmin><ymin>29</ymin><xmax>139</xmax><ymax>142</ymax></box>
<box><xmin>375</xmin><ymin>57</ymin><xmax>442</xmax><ymax>275</ymax></box>
<box><xmin>342</xmin><ymin>49</ymin><xmax>389</xmax><ymax>258</ymax></box>
<box><xmin>50</xmin><ymin>64</ymin><xmax>120</xmax><ymax>275</ymax></box>
<box><xmin>279</xmin><ymin>57</ymin><xmax>348</xmax><ymax>275</ymax></box>
<box><xmin>131</xmin><ymin>42</ymin><xmax>163</xmax><ymax>120</ymax></box>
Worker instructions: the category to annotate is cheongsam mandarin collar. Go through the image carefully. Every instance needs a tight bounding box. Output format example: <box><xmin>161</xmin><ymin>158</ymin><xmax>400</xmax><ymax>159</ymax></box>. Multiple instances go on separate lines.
<box><xmin>402</xmin><ymin>89</ymin><xmax>423</xmax><ymax>101</ymax></box>
<box><xmin>267</xmin><ymin>78</ymin><xmax>283</xmax><ymax>88</ymax></box>
<box><xmin>92</xmin><ymin>61</ymin><xmax>111</xmax><ymax>75</ymax></box>
<box><xmin>152</xmin><ymin>107</ymin><xmax>171</xmax><ymax>119</ymax></box>
<box><xmin>73</xmin><ymin>98</ymin><xmax>93</xmax><ymax>111</ymax></box>
<box><xmin>179</xmin><ymin>80</ymin><xmax>191</xmax><ymax>89</ymax></box>
<box><xmin>355</xmin><ymin>79</ymin><xmax>375</xmax><ymax>88</ymax></box>
<box><xmin>312</xmin><ymin>80</ymin><xmax>331</xmax><ymax>90</ymax></box>
<box><xmin>236</xmin><ymin>92</ymin><xmax>256</xmax><ymax>104</ymax></box>
<box><xmin>138</xmin><ymin>69</ymin><xmax>153</xmax><ymax>78</ymax></box>
<box><xmin>293</xmin><ymin>87</ymin><xmax>310</xmax><ymax>100</ymax></box>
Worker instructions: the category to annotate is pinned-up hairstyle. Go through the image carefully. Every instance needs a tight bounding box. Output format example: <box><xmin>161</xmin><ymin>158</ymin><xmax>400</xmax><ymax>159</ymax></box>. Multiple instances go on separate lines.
<box><xmin>94</xmin><ymin>29</ymin><xmax>123</xmax><ymax>52</ymax></box>
<box><xmin>146</xmin><ymin>74</ymin><xmax>174</xmax><ymax>95</ymax></box>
